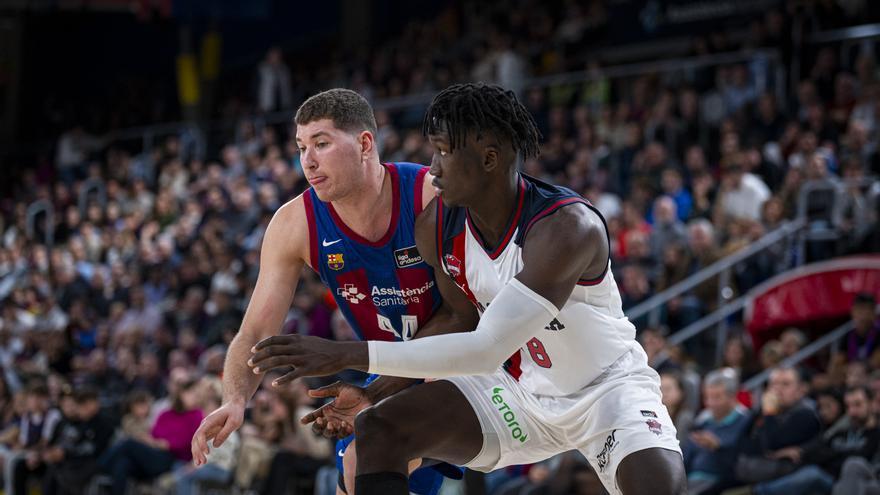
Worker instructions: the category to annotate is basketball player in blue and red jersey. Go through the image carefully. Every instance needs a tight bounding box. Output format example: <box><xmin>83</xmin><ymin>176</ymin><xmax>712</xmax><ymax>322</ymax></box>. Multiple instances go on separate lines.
<box><xmin>248</xmin><ymin>84</ymin><xmax>687</xmax><ymax>495</ymax></box>
<box><xmin>190</xmin><ymin>89</ymin><xmax>474</xmax><ymax>495</ymax></box>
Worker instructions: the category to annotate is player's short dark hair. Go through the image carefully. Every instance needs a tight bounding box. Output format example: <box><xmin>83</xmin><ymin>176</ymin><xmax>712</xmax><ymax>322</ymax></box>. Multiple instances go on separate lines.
<box><xmin>295</xmin><ymin>88</ymin><xmax>378</xmax><ymax>135</ymax></box>
<box><xmin>422</xmin><ymin>83</ymin><xmax>541</xmax><ymax>159</ymax></box>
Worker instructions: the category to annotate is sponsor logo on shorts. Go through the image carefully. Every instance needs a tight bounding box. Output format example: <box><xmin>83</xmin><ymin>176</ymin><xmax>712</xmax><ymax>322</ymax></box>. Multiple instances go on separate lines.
<box><xmin>488</xmin><ymin>387</ymin><xmax>528</xmax><ymax>443</ymax></box>
<box><xmin>394</xmin><ymin>246</ymin><xmax>423</xmax><ymax>268</ymax></box>
<box><xmin>596</xmin><ymin>429</ymin><xmax>618</xmax><ymax>473</ymax></box>
<box><xmin>640</xmin><ymin>410</ymin><xmax>657</xmax><ymax>418</ymax></box>
<box><xmin>646</xmin><ymin>419</ymin><xmax>663</xmax><ymax>436</ymax></box>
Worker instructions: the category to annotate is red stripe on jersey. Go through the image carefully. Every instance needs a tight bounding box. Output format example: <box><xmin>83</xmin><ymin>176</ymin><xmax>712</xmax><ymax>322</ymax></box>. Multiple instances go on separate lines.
<box><xmin>521</xmin><ymin>197</ymin><xmax>588</xmax><ymax>240</ymax></box>
<box><xmin>577</xmin><ymin>264</ymin><xmax>609</xmax><ymax>286</ymax></box>
<box><xmin>327</xmin><ymin>163</ymin><xmax>400</xmax><ymax>247</ymax></box>
<box><xmin>394</xmin><ymin>266</ymin><xmax>436</xmax><ymax>340</ymax></box>
<box><xmin>334</xmin><ymin>269</ymin><xmax>393</xmax><ymax>341</ymax></box>
<box><xmin>303</xmin><ymin>192</ymin><xmax>320</xmax><ymax>272</ymax></box>
<box><xmin>450</xmin><ymin>231</ymin><xmax>480</xmax><ymax>308</ymax></box>
<box><xmin>466</xmin><ymin>178</ymin><xmax>526</xmax><ymax>260</ymax></box>
<box><xmin>414</xmin><ymin>166</ymin><xmax>429</xmax><ymax>218</ymax></box>
<box><xmin>505</xmin><ymin>350</ymin><xmax>523</xmax><ymax>381</ymax></box>
<box><xmin>435</xmin><ymin>197</ymin><xmax>445</xmax><ymax>268</ymax></box>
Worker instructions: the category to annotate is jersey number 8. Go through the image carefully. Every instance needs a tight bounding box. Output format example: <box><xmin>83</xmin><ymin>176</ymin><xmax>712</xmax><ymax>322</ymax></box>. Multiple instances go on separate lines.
<box><xmin>526</xmin><ymin>337</ymin><xmax>553</xmax><ymax>368</ymax></box>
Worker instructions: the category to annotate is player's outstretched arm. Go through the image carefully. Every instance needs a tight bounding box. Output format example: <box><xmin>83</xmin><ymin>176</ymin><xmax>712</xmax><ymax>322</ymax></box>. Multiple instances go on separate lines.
<box><xmin>356</xmin><ymin>198</ymin><xmax>481</xmax><ymax>400</ymax></box>
<box><xmin>364</xmin><ymin>202</ymin><xmax>605</xmax><ymax>378</ymax></box>
<box><xmin>192</xmin><ymin>197</ymin><xmax>308</xmax><ymax>466</ymax></box>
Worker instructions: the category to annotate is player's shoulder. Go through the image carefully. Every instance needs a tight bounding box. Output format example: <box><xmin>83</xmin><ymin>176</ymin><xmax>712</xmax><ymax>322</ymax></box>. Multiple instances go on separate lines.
<box><xmin>263</xmin><ymin>191</ymin><xmax>312</xmax><ymax>261</ymax></box>
<box><xmin>519</xmin><ymin>176</ymin><xmax>603</xmax><ymax>247</ymax></box>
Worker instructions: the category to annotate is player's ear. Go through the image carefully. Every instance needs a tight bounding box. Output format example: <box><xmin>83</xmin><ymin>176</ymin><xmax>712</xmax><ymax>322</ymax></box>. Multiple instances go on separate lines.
<box><xmin>483</xmin><ymin>144</ymin><xmax>500</xmax><ymax>172</ymax></box>
<box><xmin>358</xmin><ymin>131</ymin><xmax>375</xmax><ymax>159</ymax></box>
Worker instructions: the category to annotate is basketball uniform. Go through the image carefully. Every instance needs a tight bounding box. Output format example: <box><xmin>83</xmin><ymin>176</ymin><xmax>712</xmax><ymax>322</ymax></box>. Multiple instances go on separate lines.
<box><xmin>434</xmin><ymin>174</ymin><xmax>681</xmax><ymax>494</ymax></box>
<box><xmin>305</xmin><ymin>162</ymin><xmax>457</xmax><ymax>495</ymax></box>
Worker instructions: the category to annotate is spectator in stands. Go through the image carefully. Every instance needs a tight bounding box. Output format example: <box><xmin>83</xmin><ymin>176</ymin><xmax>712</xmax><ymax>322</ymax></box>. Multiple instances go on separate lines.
<box><xmin>163</xmin><ymin>376</ymin><xmax>238</xmax><ymax>495</ymax></box>
<box><xmin>815</xmin><ymin>388</ymin><xmax>845</xmax><ymax>430</ymax></box>
<box><xmin>722</xmin><ymin>336</ymin><xmax>759</xmax><ymax>384</ymax></box>
<box><xmin>780</xmin><ymin>328</ymin><xmax>808</xmax><ymax>359</ymax></box>
<box><xmin>650</xmin><ymin>196</ymin><xmax>688</xmax><ymax>260</ymax></box>
<box><xmin>99</xmin><ymin>377</ymin><xmax>203</xmax><ymax>494</ymax></box>
<box><xmin>685</xmin><ymin>368</ymin><xmax>751</xmax><ymax>495</ymax></box>
<box><xmin>848</xmin><ymin>292</ymin><xmax>879</xmax><ymax>362</ymax></box>
<box><xmin>685</xmin><ymin>218</ymin><xmax>726</xmax><ymax>313</ymax></box>
<box><xmin>752</xmin><ymin>386</ymin><xmax>879</xmax><ymax>495</ymax></box>
<box><xmin>5</xmin><ymin>382</ymin><xmax>63</xmax><ymax>495</ymax></box>
<box><xmin>257</xmin><ymin>47</ymin><xmax>292</xmax><ymax>113</ymax></box>
<box><xmin>42</xmin><ymin>386</ymin><xmax>114</xmax><ymax>495</ymax></box>
<box><xmin>715</xmin><ymin>153</ymin><xmax>771</xmax><ymax>223</ymax></box>
<box><xmin>735</xmin><ymin>367</ymin><xmax>822</xmax><ymax>486</ymax></box>
<box><xmin>661</xmin><ymin>371</ymin><xmax>696</xmax><ymax>444</ymax></box>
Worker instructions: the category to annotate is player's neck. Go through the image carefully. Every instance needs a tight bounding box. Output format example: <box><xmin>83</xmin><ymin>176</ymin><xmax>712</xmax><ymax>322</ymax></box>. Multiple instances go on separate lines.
<box><xmin>467</xmin><ymin>172</ymin><xmax>520</xmax><ymax>249</ymax></box>
<box><xmin>331</xmin><ymin>160</ymin><xmax>391</xmax><ymax>241</ymax></box>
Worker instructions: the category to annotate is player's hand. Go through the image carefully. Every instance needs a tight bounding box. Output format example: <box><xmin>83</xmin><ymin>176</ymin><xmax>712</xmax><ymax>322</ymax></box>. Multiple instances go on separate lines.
<box><xmin>248</xmin><ymin>334</ymin><xmax>362</xmax><ymax>385</ymax></box>
<box><xmin>192</xmin><ymin>401</ymin><xmax>245</xmax><ymax>466</ymax></box>
<box><xmin>300</xmin><ymin>381</ymin><xmax>372</xmax><ymax>439</ymax></box>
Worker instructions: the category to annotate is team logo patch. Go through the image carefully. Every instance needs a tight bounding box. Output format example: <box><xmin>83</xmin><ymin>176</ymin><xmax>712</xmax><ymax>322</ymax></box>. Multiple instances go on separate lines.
<box><xmin>640</xmin><ymin>410</ymin><xmax>658</xmax><ymax>418</ymax></box>
<box><xmin>486</xmin><ymin>386</ymin><xmax>528</xmax><ymax>444</ymax></box>
<box><xmin>336</xmin><ymin>284</ymin><xmax>365</xmax><ymax>304</ymax></box>
<box><xmin>327</xmin><ymin>253</ymin><xmax>344</xmax><ymax>271</ymax></box>
<box><xmin>444</xmin><ymin>254</ymin><xmax>462</xmax><ymax>277</ymax></box>
<box><xmin>394</xmin><ymin>246</ymin><xmax>423</xmax><ymax>268</ymax></box>
<box><xmin>646</xmin><ymin>419</ymin><xmax>663</xmax><ymax>436</ymax></box>
<box><xmin>596</xmin><ymin>430</ymin><xmax>618</xmax><ymax>473</ymax></box>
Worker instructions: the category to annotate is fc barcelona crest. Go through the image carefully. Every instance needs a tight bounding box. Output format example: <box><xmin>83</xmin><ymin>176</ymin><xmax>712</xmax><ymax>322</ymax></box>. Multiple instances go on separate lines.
<box><xmin>327</xmin><ymin>253</ymin><xmax>344</xmax><ymax>271</ymax></box>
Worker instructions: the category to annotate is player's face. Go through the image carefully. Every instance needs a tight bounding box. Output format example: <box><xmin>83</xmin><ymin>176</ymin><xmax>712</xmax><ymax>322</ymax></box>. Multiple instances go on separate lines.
<box><xmin>427</xmin><ymin>130</ymin><xmax>486</xmax><ymax>207</ymax></box>
<box><xmin>296</xmin><ymin>119</ymin><xmax>366</xmax><ymax>202</ymax></box>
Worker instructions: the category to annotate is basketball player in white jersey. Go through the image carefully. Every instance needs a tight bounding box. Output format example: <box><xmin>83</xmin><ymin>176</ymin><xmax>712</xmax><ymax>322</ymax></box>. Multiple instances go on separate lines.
<box><xmin>248</xmin><ymin>83</ymin><xmax>686</xmax><ymax>495</ymax></box>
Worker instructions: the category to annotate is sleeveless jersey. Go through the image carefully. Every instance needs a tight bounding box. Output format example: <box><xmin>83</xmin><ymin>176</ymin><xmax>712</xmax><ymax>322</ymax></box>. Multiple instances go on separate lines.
<box><xmin>435</xmin><ymin>174</ymin><xmax>636</xmax><ymax>396</ymax></box>
<box><xmin>304</xmin><ymin>162</ymin><xmax>441</xmax><ymax>342</ymax></box>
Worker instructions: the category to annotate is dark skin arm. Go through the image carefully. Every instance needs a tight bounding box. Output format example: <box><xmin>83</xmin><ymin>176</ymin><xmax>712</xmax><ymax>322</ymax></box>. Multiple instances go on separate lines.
<box><xmin>256</xmin><ymin>199</ymin><xmax>480</xmax><ymax>438</ymax></box>
<box><xmin>248</xmin><ymin>200</ymin><xmax>605</xmax><ymax>380</ymax></box>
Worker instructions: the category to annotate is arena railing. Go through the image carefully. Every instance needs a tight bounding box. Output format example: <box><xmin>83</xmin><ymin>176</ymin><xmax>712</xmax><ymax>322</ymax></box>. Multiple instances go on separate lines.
<box><xmin>742</xmin><ymin>320</ymin><xmax>855</xmax><ymax>392</ymax></box>
<box><xmin>637</xmin><ymin>176</ymin><xmax>878</xmax><ymax>368</ymax></box>
<box><xmin>625</xmin><ymin>218</ymin><xmax>807</xmax><ymax>329</ymax></box>
<box><xmin>101</xmin><ymin>48</ymin><xmax>783</xmax><ymax>156</ymax></box>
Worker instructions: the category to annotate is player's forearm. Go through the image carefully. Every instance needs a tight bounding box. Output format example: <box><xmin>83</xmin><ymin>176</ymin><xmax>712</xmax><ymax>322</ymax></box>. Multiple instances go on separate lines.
<box><xmin>222</xmin><ymin>330</ymin><xmax>266</xmax><ymax>406</ymax></box>
<box><xmin>367</xmin><ymin>279</ymin><xmax>558</xmax><ymax>378</ymax></box>
<box><xmin>364</xmin><ymin>307</ymin><xmax>476</xmax><ymax>402</ymax></box>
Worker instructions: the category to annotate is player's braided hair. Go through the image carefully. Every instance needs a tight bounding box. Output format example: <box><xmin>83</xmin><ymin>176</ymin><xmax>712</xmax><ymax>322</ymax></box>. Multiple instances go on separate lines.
<box><xmin>422</xmin><ymin>83</ymin><xmax>541</xmax><ymax>159</ymax></box>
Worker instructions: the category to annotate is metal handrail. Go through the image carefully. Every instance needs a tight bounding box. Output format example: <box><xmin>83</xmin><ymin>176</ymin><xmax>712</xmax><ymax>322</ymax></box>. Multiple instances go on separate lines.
<box><xmin>625</xmin><ymin>218</ymin><xmax>807</xmax><ymax>325</ymax></box>
<box><xmin>808</xmin><ymin>23</ymin><xmax>880</xmax><ymax>44</ymax></box>
<box><xmin>78</xmin><ymin>178</ymin><xmax>107</xmax><ymax>217</ymax></box>
<box><xmin>25</xmin><ymin>199</ymin><xmax>54</xmax><ymax>249</ymax></box>
<box><xmin>742</xmin><ymin>321</ymin><xmax>855</xmax><ymax>392</ymax></box>
<box><xmin>668</xmin><ymin>297</ymin><xmax>748</xmax><ymax>348</ymax></box>
<box><xmin>93</xmin><ymin>48</ymin><xmax>782</xmax><ymax>152</ymax></box>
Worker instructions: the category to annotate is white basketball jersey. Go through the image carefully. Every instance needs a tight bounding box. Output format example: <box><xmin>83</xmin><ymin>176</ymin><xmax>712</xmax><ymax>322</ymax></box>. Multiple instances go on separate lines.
<box><xmin>436</xmin><ymin>175</ymin><xmax>637</xmax><ymax>396</ymax></box>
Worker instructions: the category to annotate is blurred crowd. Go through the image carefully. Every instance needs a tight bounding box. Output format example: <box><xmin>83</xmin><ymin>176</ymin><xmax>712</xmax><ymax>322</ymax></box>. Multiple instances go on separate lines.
<box><xmin>2</xmin><ymin>0</ymin><xmax>880</xmax><ymax>494</ymax></box>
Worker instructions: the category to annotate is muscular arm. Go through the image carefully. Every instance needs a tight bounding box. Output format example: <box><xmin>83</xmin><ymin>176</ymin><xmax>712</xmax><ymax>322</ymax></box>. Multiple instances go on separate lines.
<box><xmin>363</xmin><ymin>198</ymin><xmax>480</xmax><ymax>402</ymax></box>
<box><xmin>366</xmin><ymin>203</ymin><xmax>606</xmax><ymax>378</ymax></box>
<box><xmin>223</xmin><ymin>198</ymin><xmax>309</xmax><ymax>405</ymax></box>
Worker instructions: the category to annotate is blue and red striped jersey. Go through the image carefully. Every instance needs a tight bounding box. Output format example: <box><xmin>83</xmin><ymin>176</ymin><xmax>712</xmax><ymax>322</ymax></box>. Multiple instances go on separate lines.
<box><xmin>304</xmin><ymin>162</ymin><xmax>440</xmax><ymax>342</ymax></box>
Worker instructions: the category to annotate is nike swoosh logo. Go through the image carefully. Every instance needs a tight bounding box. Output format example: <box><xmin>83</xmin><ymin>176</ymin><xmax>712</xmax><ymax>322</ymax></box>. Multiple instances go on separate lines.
<box><xmin>338</xmin><ymin>449</ymin><xmax>345</xmax><ymax>457</ymax></box>
<box><xmin>323</xmin><ymin>238</ymin><xmax>342</xmax><ymax>247</ymax></box>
